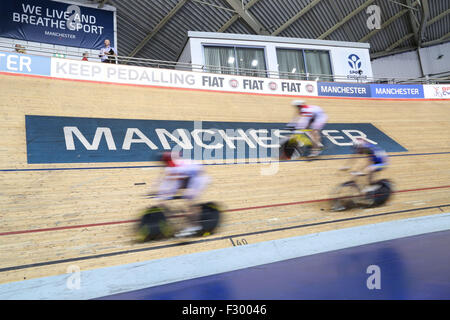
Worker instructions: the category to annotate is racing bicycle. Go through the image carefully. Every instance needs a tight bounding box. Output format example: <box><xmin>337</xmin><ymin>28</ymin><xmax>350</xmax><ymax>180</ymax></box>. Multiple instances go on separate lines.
<box><xmin>135</xmin><ymin>196</ymin><xmax>222</xmax><ymax>242</ymax></box>
<box><xmin>330</xmin><ymin>171</ymin><xmax>393</xmax><ymax>211</ymax></box>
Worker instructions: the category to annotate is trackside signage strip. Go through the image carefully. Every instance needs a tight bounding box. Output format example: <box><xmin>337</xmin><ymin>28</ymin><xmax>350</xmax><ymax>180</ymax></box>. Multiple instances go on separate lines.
<box><xmin>50</xmin><ymin>58</ymin><xmax>318</xmax><ymax>96</ymax></box>
<box><xmin>1</xmin><ymin>51</ymin><xmax>448</xmax><ymax>99</ymax></box>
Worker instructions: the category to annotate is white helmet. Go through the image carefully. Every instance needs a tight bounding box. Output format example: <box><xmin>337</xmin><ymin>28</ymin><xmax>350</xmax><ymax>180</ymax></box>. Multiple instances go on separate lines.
<box><xmin>353</xmin><ymin>138</ymin><xmax>366</xmax><ymax>152</ymax></box>
<box><xmin>291</xmin><ymin>100</ymin><xmax>306</xmax><ymax>107</ymax></box>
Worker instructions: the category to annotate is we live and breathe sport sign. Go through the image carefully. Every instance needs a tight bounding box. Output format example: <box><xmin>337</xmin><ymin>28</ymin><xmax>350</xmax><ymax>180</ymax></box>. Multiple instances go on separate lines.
<box><xmin>0</xmin><ymin>0</ymin><xmax>115</xmax><ymax>49</ymax></box>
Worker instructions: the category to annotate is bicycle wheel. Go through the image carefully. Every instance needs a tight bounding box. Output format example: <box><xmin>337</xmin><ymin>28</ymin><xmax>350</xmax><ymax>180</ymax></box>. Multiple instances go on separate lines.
<box><xmin>279</xmin><ymin>139</ymin><xmax>296</xmax><ymax>159</ymax></box>
<box><xmin>366</xmin><ymin>179</ymin><xmax>392</xmax><ymax>207</ymax></box>
<box><xmin>280</xmin><ymin>137</ymin><xmax>310</xmax><ymax>159</ymax></box>
<box><xmin>137</xmin><ymin>206</ymin><xmax>172</xmax><ymax>241</ymax></box>
<box><xmin>330</xmin><ymin>181</ymin><xmax>361</xmax><ymax>211</ymax></box>
<box><xmin>195</xmin><ymin>202</ymin><xmax>222</xmax><ymax>236</ymax></box>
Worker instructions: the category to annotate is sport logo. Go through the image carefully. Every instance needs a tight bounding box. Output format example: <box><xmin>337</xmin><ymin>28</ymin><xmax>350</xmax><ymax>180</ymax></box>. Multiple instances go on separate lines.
<box><xmin>348</xmin><ymin>54</ymin><xmax>362</xmax><ymax>70</ymax></box>
<box><xmin>306</xmin><ymin>84</ymin><xmax>314</xmax><ymax>93</ymax></box>
<box><xmin>347</xmin><ymin>54</ymin><xmax>364</xmax><ymax>79</ymax></box>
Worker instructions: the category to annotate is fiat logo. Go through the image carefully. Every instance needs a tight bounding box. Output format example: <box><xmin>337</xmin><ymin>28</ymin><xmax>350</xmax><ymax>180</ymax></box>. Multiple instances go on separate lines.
<box><xmin>306</xmin><ymin>84</ymin><xmax>314</xmax><ymax>93</ymax></box>
<box><xmin>229</xmin><ymin>79</ymin><xmax>239</xmax><ymax>88</ymax></box>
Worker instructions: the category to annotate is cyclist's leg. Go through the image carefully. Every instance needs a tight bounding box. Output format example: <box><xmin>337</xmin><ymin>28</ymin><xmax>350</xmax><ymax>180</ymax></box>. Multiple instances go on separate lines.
<box><xmin>175</xmin><ymin>174</ymin><xmax>210</xmax><ymax>237</ymax></box>
<box><xmin>309</xmin><ymin>117</ymin><xmax>327</xmax><ymax>156</ymax></box>
<box><xmin>306</xmin><ymin>130</ymin><xmax>321</xmax><ymax>157</ymax></box>
<box><xmin>157</xmin><ymin>176</ymin><xmax>182</xmax><ymax>200</ymax></box>
<box><xmin>367</xmin><ymin>163</ymin><xmax>384</xmax><ymax>185</ymax></box>
<box><xmin>314</xmin><ymin>114</ymin><xmax>327</xmax><ymax>149</ymax></box>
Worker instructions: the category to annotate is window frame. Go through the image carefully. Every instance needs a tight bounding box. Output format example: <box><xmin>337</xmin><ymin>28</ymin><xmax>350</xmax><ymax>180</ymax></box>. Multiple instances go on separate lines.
<box><xmin>202</xmin><ymin>43</ymin><xmax>268</xmax><ymax>77</ymax></box>
<box><xmin>275</xmin><ymin>47</ymin><xmax>308</xmax><ymax>80</ymax></box>
<box><xmin>275</xmin><ymin>47</ymin><xmax>334</xmax><ymax>81</ymax></box>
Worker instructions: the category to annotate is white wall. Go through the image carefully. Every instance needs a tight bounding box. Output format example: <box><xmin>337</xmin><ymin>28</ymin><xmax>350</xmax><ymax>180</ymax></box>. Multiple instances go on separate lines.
<box><xmin>371</xmin><ymin>42</ymin><xmax>450</xmax><ymax>80</ymax></box>
<box><xmin>176</xmin><ymin>39</ymin><xmax>192</xmax><ymax>71</ymax></box>
<box><xmin>371</xmin><ymin>50</ymin><xmax>422</xmax><ymax>80</ymax></box>
<box><xmin>419</xmin><ymin>42</ymin><xmax>450</xmax><ymax>77</ymax></box>
<box><xmin>329</xmin><ymin>47</ymin><xmax>372</xmax><ymax>81</ymax></box>
<box><xmin>184</xmin><ymin>33</ymin><xmax>373</xmax><ymax>82</ymax></box>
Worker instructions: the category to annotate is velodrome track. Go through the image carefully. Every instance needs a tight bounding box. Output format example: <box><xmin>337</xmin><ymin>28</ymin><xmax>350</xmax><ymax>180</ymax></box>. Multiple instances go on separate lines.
<box><xmin>0</xmin><ymin>72</ymin><xmax>449</xmax><ymax>286</ymax></box>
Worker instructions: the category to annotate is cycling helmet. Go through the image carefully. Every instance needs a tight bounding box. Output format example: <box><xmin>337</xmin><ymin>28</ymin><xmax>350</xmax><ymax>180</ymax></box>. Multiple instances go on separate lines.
<box><xmin>291</xmin><ymin>100</ymin><xmax>306</xmax><ymax>108</ymax></box>
<box><xmin>352</xmin><ymin>138</ymin><xmax>367</xmax><ymax>153</ymax></box>
<box><xmin>161</xmin><ymin>151</ymin><xmax>176</xmax><ymax>167</ymax></box>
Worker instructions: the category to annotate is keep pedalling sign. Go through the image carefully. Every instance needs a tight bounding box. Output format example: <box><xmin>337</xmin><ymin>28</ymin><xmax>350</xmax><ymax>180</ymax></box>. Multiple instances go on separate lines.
<box><xmin>50</xmin><ymin>57</ymin><xmax>318</xmax><ymax>96</ymax></box>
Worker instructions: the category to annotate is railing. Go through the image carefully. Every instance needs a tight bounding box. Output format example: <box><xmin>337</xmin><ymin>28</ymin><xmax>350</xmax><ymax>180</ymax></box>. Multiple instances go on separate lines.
<box><xmin>1</xmin><ymin>40</ymin><xmax>449</xmax><ymax>85</ymax></box>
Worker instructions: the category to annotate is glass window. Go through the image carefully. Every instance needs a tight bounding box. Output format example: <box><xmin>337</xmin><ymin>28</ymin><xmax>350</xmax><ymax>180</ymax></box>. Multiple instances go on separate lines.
<box><xmin>203</xmin><ymin>46</ymin><xmax>267</xmax><ymax>77</ymax></box>
<box><xmin>276</xmin><ymin>49</ymin><xmax>306</xmax><ymax>80</ymax></box>
<box><xmin>204</xmin><ymin>46</ymin><xmax>237</xmax><ymax>74</ymax></box>
<box><xmin>235</xmin><ymin>47</ymin><xmax>267</xmax><ymax>77</ymax></box>
<box><xmin>276</xmin><ymin>48</ymin><xmax>333</xmax><ymax>81</ymax></box>
<box><xmin>304</xmin><ymin>50</ymin><xmax>333</xmax><ymax>81</ymax></box>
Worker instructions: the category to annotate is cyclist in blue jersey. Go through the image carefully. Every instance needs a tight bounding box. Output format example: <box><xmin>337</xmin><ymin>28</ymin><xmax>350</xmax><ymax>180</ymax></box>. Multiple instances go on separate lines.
<box><xmin>341</xmin><ymin>138</ymin><xmax>388</xmax><ymax>185</ymax></box>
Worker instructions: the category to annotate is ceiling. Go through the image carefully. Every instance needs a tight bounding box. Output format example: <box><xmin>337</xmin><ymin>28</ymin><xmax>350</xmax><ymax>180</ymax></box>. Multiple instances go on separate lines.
<box><xmin>82</xmin><ymin>0</ymin><xmax>448</xmax><ymax>63</ymax></box>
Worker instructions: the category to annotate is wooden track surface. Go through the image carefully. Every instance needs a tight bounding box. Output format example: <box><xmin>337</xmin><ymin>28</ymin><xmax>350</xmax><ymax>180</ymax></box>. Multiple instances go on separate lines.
<box><xmin>0</xmin><ymin>73</ymin><xmax>449</xmax><ymax>285</ymax></box>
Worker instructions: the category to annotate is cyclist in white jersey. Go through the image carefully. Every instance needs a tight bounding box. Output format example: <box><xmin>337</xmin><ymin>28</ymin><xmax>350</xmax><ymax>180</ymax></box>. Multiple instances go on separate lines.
<box><xmin>156</xmin><ymin>151</ymin><xmax>210</xmax><ymax>237</ymax></box>
<box><xmin>287</xmin><ymin>100</ymin><xmax>328</xmax><ymax>157</ymax></box>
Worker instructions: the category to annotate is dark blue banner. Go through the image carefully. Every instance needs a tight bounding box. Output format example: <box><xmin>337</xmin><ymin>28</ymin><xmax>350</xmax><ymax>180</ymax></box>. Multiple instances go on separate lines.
<box><xmin>370</xmin><ymin>84</ymin><xmax>424</xmax><ymax>99</ymax></box>
<box><xmin>318</xmin><ymin>82</ymin><xmax>371</xmax><ymax>98</ymax></box>
<box><xmin>0</xmin><ymin>0</ymin><xmax>115</xmax><ymax>49</ymax></box>
<box><xmin>25</xmin><ymin>115</ymin><xmax>407</xmax><ymax>164</ymax></box>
